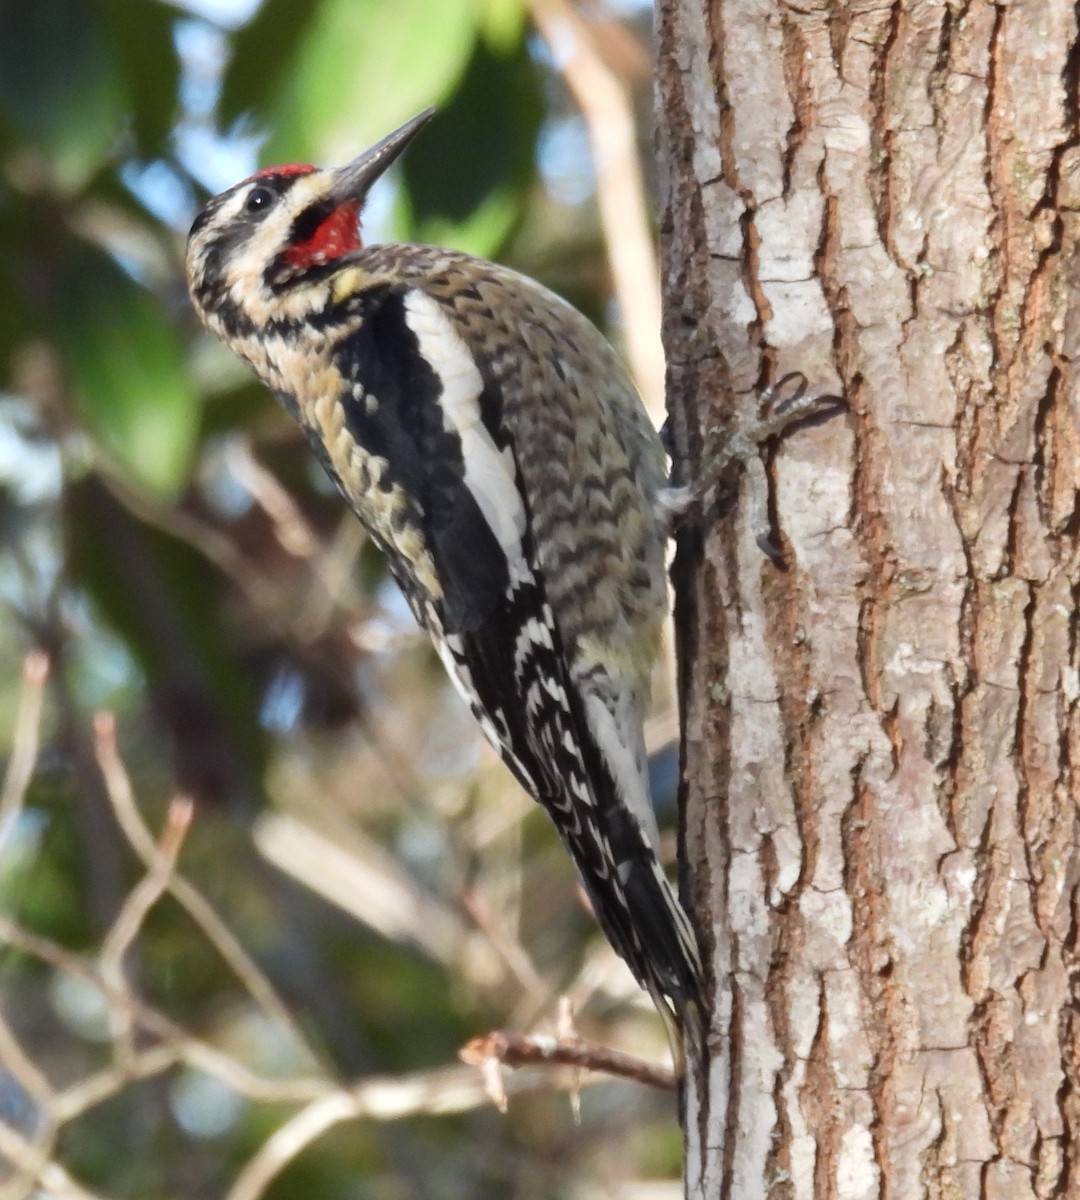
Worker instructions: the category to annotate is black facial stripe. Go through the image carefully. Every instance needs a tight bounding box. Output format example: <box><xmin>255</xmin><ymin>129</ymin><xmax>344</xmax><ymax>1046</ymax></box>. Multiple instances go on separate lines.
<box><xmin>287</xmin><ymin>199</ymin><xmax>335</xmax><ymax>247</ymax></box>
<box><xmin>188</xmin><ymin>204</ymin><xmax>214</xmax><ymax>240</ymax></box>
<box><xmin>189</xmin><ymin>171</ymin><xmax>309</xmax><ymax>248</ymax></box>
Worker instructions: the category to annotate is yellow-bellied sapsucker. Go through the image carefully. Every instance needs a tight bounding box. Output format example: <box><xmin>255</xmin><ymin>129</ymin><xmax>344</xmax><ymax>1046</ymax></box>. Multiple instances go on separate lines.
<box><xmin>186</xmin><ymin>109</ymin><xmax>704</xmax><ymax>1026</ymax></box>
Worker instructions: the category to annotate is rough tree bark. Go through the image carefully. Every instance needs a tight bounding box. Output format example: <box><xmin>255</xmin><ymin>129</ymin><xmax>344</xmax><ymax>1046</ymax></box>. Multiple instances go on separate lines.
<box><xmin>656</xmin><ymin>2</ymin><xmax>1080</xmax><ymax>1197</ymax></box>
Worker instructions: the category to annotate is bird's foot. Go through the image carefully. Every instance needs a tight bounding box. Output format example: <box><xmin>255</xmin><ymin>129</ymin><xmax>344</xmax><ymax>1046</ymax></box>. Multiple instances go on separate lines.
<box><xmin>658</xmin><ymin>373</ymin><xmax>843</xmax><ymax>559</ymax></box>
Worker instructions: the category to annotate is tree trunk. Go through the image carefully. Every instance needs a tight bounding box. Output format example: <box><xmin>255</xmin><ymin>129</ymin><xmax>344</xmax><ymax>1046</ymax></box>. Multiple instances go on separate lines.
<box><xmin>656</xmin><ymin>2</ymin><xmax>1080</xmax><ymax>1197</ymax></box>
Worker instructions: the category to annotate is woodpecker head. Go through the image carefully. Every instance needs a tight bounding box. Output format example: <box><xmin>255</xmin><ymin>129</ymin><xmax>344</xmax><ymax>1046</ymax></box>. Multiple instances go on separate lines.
<box><xmin>185</xmin><ymin>108</ymin><xmax>434</xmax><ymax>337</ymax></box>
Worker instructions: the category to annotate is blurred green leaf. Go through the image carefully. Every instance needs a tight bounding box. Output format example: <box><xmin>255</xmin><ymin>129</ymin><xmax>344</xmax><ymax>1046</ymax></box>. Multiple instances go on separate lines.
<box><xmin>227</xmin><ymin>0</ymin><xmax>480</xmax><ymax>167</ymax></box>
<box><xmin>66</xmin><ymin>475</ymin><xmax>267</xmax><ymax>803</ymax></box>
<box><xmin>479</xmin><ymin>0</ymin><xmax>527</xmax><ymax>50</ymax></box>
<box><xmin>219</xmin><ymin>0</ymin><xmax>324</xmax><ymax>126</ymax></box>
<box><xmin>56</xmin><ymin>247</ymin><xmax>200</xmax><ymax>498</ymax></box>
<box><xmin>0</xmin><ymin>189</ymin><xmax>43</xmax><ymax>377</ymax></box>
<box><xmin>3</xmin><ymin>779</ymin><xmax>97</xmax><ymax>944</ymax></box>
<box><xmin>410</xmin><ymin>189</ymin><xmax>518</xmax><ymax>261</ymax></box>
<box><xmin>0</xmin><ymin>0</ymin><xmax>126</xmax><ymax>189</ymax></box>
<box><xmin>401</xmin><ymin>29</ymin><xmax>541</xmax><ymax>258</ymax></box>
<box><xmin>96</xmin><ymin>0</ymin><xmax>180</xmax><ymax>154</ymax></box>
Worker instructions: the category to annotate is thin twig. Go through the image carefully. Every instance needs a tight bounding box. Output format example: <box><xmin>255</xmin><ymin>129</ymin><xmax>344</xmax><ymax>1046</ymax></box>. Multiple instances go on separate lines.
<box><xmin>98</xmin><ymin>796</ymin><xmax>192</xmax><ymax>970</ymax></box>
<box><xmin>98</xmin><ymin>796</ymin><xmax>193</xmax><ymax>1066</ymax></box>
<box><xmin>526</xmin><ymin>0</ymin><xmax>665</xmax><ymax>421</ymax></box>
<box><xmin>92</xmin><ymin>714</ymin><xmax>317</xmax><ymax>1062</ymax></box>
<box><xmin>95</xmin><ymin>458</ymin><xmax>374</xmax><ymax>654</ymax></box>
<box><xmin>0</xmin><ymin>917</ymin><xmax>330</xmax><ymax>1108</ymax></box>
<box><xmin>0</xmin><ymin>1120</ymin><xmax>106</xmax><ymax>1200</ymax></box>
<box><xmin>51</xmin><ymin>1044</ymin><xmax>183</xmax><ymax>1124</ymax></box>
<box><xmin>253</xmin><ymin>812</ymin><xmax>473</xmax><ymax>968</ymax></box>
<box><xmin>224</xmin><ymin>1064</ymin><xmax>585</xmax><ymax>1200</ymax></box>
<box><xmin>459</xmin><ymin>887</ymin><xmax>551</xmax><ymax>1006</ymax></box>
<box><xmin>460</xmin><ymin>1027</ymin><xmax>675</xmax><ymax>1094</ymax></box>
<box><xmin>0</xmin><ymin>915</ymin><xmax>631</xmax><ymax>1200</ymax></box>
<box><xmin>294</xmin><ymin>515</ymin><xmax>368</xmax><ymax>643</ymax></box>
<box><xmin>0</xmin><ymin>1008</ymin><xmax>54</xmax><ymax>1136</ymax></box>
<box><xmin>0</xmin><ymin>1012</ymin><xmax>57</xmax><ymax>1200</ymax></box>
<box><xmin>0</xmin><ymin>652</ymin><xmax>49</xmax><ymax>857</ymax></box>
<box><xmin>222</xmin><ymin>437</ymin><xmax>320</xmax><ymax>559</ymax></box>
<box><xmin>224</xmin><ymin>1090</ymin><xmax>363</xmax><ymax>1200</ymax></box>
<box><xmin>94</xmin><ymin>465</ymin><xmax>257</xmax><ymax>595</ymax></box>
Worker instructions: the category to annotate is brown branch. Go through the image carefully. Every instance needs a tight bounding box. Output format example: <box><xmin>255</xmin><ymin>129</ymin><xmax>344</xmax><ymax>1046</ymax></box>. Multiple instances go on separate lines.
<box><xmin>92</xmin><ymin>714</ymin><xmax>319</xmax><ymax>1063</ymax></box>
<box><xmin>0</xmin><ymin>1120</ymin><xmax>106</xmax><ymax>1200</ymax></box>
<box><xmin>0</xmin><ymin>651</ymin><xmax>49</xmax><ymax>849</ymax></box>
<box><xmin>0</xmin><ymin>917</ymin><xmax>330</xmax><ymax>1107</ymax></box>
<box><xmin>525</xmin><ymin>0</ymin><xmax>665</xmax><ymax>422</ymax></box>
<box><xmin>460</xmin><ymin>1028</ymin><xmax>676</xmax><ymax>1097</ymax></box>
<box><xmin>97</xmin><ymin>795</ymin><xmax>193</xmax><ymax>1066</ymax></box>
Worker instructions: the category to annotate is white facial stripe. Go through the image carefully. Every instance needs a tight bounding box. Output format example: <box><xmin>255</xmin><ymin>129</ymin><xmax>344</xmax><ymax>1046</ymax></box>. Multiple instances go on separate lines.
<box><xmin>402</xmin><ymin>290</ymin><xmax>531</xmax><ymax>586</ymax></box>
<box><xmin>189</xmin><ymin>171</ymin><xmax>353</xmax><ymax>332</ymax></box>
<box><xmin>189</xmin><ymin>170</ymin><xmax>343</xmax><ymax>308</ymax></box>
<box><xmin>226</xmin><ymin>174</ymin><xmax>327</xmax><ymax>288</ymax></box>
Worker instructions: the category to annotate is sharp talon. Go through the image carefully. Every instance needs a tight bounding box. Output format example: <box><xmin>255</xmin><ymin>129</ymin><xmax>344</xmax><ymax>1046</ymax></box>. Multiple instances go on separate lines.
<box><xmin>669</xmin><ymin>376</ymin><xmax>843</xmax><ymax>557</ymax></box>
<box><xmin>766</xmin><ymin>372</ymin><xmax>809</xmax><ymax>418</ymax></box>
<box><xmin>659</xmin><ymin>415</ymin><xmax>674</xmax><ymax>457</ymax></box>
<box><xmin>756</xmin><ymin>531</ymin><xmax>783</xmax><ymax>563</ymax></box>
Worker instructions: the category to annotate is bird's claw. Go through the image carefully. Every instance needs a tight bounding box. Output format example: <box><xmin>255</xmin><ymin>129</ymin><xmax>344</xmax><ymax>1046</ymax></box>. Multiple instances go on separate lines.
<box><xmin>659</xmin><ymin>376</ymin><xmax>843</xmax><ymax>556</ymax></box>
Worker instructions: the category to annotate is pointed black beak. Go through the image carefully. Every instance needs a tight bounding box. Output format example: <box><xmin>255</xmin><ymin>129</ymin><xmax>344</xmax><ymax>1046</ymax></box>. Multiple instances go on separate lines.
<box><xmin>329</xmin><ymin>108</ymin><xmax>435</xmax><ymax>203</ymax></box>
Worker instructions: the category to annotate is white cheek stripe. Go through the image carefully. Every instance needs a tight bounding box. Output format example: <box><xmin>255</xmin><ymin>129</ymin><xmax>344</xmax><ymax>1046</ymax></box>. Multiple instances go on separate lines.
<box><xmin>402</xmin><ymin>290</ymin><xmax>531</xmax><ymax>586</ymax></box>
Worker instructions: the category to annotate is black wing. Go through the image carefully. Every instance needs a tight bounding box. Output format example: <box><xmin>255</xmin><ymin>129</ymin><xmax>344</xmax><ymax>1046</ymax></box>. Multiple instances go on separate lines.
<box><xmin>324</xmin><ymin>282</ymin><xmax>701</xmax><ymax>1008</ymax></box>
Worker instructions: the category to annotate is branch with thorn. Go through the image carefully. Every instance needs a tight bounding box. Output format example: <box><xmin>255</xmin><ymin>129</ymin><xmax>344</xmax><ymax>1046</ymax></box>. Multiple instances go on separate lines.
<box><xmin>460</xmin><ymin>999</ymin><xmax>675</xmax><ymax>1115</ymax></box>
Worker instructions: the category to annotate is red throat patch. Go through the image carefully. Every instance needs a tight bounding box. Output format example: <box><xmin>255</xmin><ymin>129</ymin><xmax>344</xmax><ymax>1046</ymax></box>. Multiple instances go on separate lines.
<box><xmin>285</xmin><ymin>200</ymin><xmax>362</xmax><ymax>269</ymax></box>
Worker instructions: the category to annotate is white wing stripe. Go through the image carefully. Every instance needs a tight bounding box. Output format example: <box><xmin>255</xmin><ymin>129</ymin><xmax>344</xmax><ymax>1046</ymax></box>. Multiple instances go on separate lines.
<box><xmin>403</xmin><ymin>290</ymin><xmax>531</xmax><ymax>587</ymax></box>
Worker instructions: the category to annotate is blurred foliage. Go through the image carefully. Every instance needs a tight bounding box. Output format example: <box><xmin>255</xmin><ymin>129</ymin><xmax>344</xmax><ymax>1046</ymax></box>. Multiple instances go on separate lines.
<box><xmin>0</xmin><ymin>0</ymin><xmax>676</xmax><ymax>1196</ymax></box>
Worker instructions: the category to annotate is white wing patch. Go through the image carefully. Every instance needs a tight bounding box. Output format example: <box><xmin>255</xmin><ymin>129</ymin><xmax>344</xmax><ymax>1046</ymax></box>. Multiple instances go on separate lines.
<box><xmin>434</xmin><ymin>633</ymin><xmax>539</xmax><ymax>795</ymax></box>
<box><xmin>402</xmin><ymin>290</ymin><xmax>531</xmax><ymax>588</ymax></box>
<box><xmin>582</xmin><ymin>693</ymin><xmax>660</xmax><ymax>853</ymax></box>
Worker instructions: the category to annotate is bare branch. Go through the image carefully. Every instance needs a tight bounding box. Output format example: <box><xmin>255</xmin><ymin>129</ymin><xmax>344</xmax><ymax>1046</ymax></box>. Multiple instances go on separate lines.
<box><xmin>458</xmin><ymin>887</ymin><xmax>551</xmax><ymax>1007</ymax></box>
<box><xmin>0</xmin><ymin>652</ymin><xmax>49</xmax><ymax>855</ymax></box>
<box><xmin>225</xmin><ymin>1064</ymin><xmax>584</xmax><ymax>1200</ymax></box>
<box><xmin>0</xmin><ymin>918</ymin><xmax>330</xmax><ymax>1107</ymax></box>
<box><xmin>295</xmin><ymin>515</ymin><xmax>367</xmax><ymax>644</ymax></box>
<box><xmin>51</xmin><ymin>1044</ymin><xmax>182</xmax><ymax>1124</ymax></box>
<box><xmin>222</xmin><ymin>436</ymin><xmax>320</xmax><ymax>559</ymax></box>
<box><xmin>92</xmin><ymin>714</ymin><xmax>317</xmax><ymax>1062</ymax></box>
<box><xmin>0</xmin><ymin>1006</ymin><xmax>52</xmax><ymax>1118</ymax></box>
<box><xmin>460</xmin><ymin>1028</ymin><xmax>675</xmax><ymax>1094</ymax></box>
<box><xmin>526</xmin><ymin>0</ymin><xmax>664</xmax><ymax>421</ymax></box>
<box><xmin>93</xmin><ymin>465</ymin><xmax>257</xmax><ymax>594</ymax></box>
<box><xmin>253</xmin><ymin>812</ymin><xmax>476</xmax><ymax>969</ymax></box>
<box><xmin>98</xmin><ymin>795</ymin><xmax>193</xmax><ymax>1066</ymax></box>
<box><xmin>0</xmin><ymin>1121</ymin><xmax>105</xmax><ymax>1200</ymax></box>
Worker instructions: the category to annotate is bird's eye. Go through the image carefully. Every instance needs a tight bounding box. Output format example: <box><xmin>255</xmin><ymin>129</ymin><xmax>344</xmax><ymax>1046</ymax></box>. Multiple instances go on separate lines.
<box><xmin>245</xmin><ymin>186</ymin><xmax>274</xmax><ymax>215</ymax></box>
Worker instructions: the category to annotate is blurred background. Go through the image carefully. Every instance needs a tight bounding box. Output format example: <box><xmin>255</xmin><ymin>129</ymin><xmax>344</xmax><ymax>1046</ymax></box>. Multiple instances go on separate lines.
<box><xmin>0</xmin><ymin>0</ymin><xmax>681</xmax><ymax>1196</ymax></box>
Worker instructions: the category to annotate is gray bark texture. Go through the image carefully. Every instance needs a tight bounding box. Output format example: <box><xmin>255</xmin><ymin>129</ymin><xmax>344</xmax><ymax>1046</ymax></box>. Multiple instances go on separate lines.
<box><xmin>656</xmin><ymin>2</ymin><xmax>1080</xmax><ymax>1197</ymax></box>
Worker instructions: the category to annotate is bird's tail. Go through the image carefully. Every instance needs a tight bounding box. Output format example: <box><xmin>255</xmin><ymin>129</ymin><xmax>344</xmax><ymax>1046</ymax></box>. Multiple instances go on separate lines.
<box><xmin>554</xmin><ymin>789</ymin><xmax>705</xmax><ymax>1027</ymax></box>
